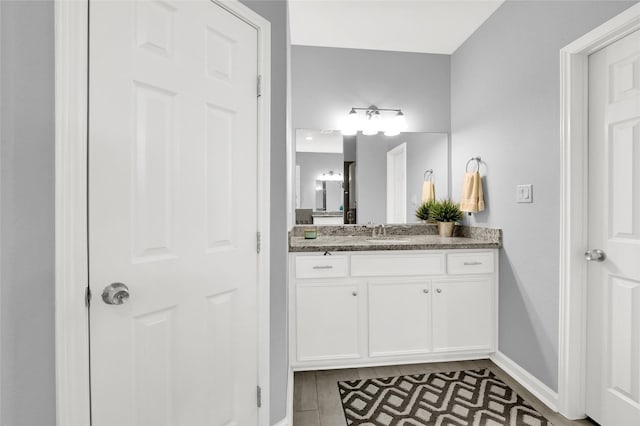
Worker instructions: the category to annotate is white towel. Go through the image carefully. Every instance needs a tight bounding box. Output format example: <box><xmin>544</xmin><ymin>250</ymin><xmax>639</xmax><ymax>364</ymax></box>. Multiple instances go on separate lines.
<box><xmin>422</xmin><ymin>181</ymin><xmax>435</xmax><ymax>203</ymax></box>
<box><xmin>460</xmin><ymin>172</ymin><xmax>485</xmax><ymax>212</ymax></box>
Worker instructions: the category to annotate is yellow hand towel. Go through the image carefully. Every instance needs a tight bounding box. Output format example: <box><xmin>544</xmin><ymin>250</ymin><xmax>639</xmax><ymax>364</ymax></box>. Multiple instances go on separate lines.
<box><xmin>422</xmin><ymin>181</ymin><xmax>435</xmax><ymax>203</ymax></box>
<box><xmin>460</xmin><ymin>172</ymin><xmax>485</xmax><ymax>212</ymax></box>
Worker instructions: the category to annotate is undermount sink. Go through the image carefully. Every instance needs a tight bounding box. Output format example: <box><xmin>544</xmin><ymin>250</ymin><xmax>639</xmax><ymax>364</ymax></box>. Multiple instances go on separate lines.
<box><xmin>365</xmin><ymin>239</ymin><xmax>411</xmax><ymax>244</ymax></box>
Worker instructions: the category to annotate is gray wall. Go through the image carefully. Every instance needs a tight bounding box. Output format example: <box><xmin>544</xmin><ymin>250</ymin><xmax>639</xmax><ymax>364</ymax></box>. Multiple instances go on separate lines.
<box><xmin>1</xmin><ymin>1</ymin><xmax>57</xmax><ymax>425</ymax></box>
<box><xmin>238</xmin><ymin>1</ymin><xmax>289</xmax><ymax>423</ymax></box>
<box><xmin>356</xmin><ymin>135</ymin><xmax>388</xmax><ymax>224</ymax></box>
<box><xmin>0</xmin><ymin>0</ymin><xmax>289</xmax><ymax>425</ymax></box>
<box><xmin>296</xmin><ymin>152</ymin><xmax>343</xmax><ymax>210</ymax></box>
<box><xmin>356</xmin><ymin>133</ymin><xmax>449</xmax><ymax>224</ymax></box>
<box><xmin>343</xmin><ymin>135</ymin><xmax>356</xmax><ymax>162</ymax></box>
<box><xmin>399</xmin><ymin>133</ymin><xmax>449</xmax><ymax>222</ymax></box>
<box><xmin>292</xmin><ymin>46</ymin><xmax>450</xmax><ymax>133</ymax></box>
<box><xmin>451</xmin><ymin>0</ymin><xmax>637</xmax><ymax>391</ymax></box>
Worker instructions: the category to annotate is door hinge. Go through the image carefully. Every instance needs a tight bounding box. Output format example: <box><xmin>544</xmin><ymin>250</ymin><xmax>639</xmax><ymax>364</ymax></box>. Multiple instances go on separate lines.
<box><xmin>257</xmin><ymin>75</ymin><xmax>262</xmax><ymax>98</ymax></box>
<box><xmin>257</xmin><ymin>231</ymin><xmax>261</xmax><ymax>254</ymax></box>
<box><xmin>85</xmin><ymin>286</ymin><xmax>92</xmax><ymax>308</ymax></box>
<box><xmin>256</xmin><ymin>385</ymin><xmax>262</xmax><ymax>408</ymax></box>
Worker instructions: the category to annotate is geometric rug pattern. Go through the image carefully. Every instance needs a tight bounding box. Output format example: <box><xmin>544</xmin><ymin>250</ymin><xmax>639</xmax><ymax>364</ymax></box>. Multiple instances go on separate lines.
<box><xmin>338</xmin><ymin>368</ymin><xmax>553</xmax><ymax>426</ymax></box>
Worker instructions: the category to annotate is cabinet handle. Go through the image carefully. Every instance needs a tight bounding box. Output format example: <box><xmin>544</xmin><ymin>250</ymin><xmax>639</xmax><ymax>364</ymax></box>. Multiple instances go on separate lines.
<box><xmin>463</xmin><ymin>261</ymin><xmax>482</xmax><ymax>266</ymax></box>
<box><xmin>423</xmin><ymin>289</ymin><xmax>429</xmax><ymax>294</ymax></box>
<box><xmin>436</xmin><ymin>288</ymin><xmax>442</xmax><ymax>293</ymax></box>
<box><xmin>312</xmin><ymin>265</ymin><xmax>333</xmax><ymax>270</ymax></box>
<box><xmin>352</xmin><ymin>291</ymin><xmax>358</xmax><ymax>296</ymax></box>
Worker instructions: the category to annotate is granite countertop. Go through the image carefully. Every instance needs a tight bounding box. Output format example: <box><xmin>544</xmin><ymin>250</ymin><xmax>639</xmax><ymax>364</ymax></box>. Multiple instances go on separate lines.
<box><xmin>311</xmin><ymin>211</ymin><xmax>343</xmax><ymax>217</ymax></box>
<box><xmin>289</xmin><ymin>224</ymin><xmax>502</xmax><ymax>252</ymax></box>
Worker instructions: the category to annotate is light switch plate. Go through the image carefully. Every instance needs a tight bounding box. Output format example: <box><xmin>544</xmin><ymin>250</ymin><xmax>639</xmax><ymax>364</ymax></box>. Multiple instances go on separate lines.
<box><xmin>516</xmin><ymin>184</ymin><xmax>533</xmax><ymax>203</ymax></box>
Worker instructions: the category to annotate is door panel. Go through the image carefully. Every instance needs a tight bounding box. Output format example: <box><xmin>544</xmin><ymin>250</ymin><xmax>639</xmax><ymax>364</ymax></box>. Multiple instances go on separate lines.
<box><xmin>587</xmin><ymin>28</ymin><xmax>640</xmax><ymax>426</ymax></box>
<box><xmin>432</xmin><ymin>278</ymin><xmax>493</xmax><ymax>352</ymax></box>
<box><xmin>89</xmin><ymin>1</ymin><xmax>260</xmax><ymax>425</ymax></box>
<box><xmin>368</xmin><ymin>281</ymin><xmax>431</xmax><ymax>356</ymax></box>
<box><xmin>296</xmin><ymin>283</ymin><xmax>361</xmax><ymax>361</ymax></box>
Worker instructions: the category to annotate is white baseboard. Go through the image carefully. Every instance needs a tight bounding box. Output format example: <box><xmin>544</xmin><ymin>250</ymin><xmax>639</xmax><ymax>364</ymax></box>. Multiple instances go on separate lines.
<box><xmin>490</xmin><ymin>351</ymin><xmax>559</xmax><ymax>412</ymax></box>
<box><xmin>273</xmin><ymin>368</ymin><xmax>294</xmax><ymax>426</ymax></box>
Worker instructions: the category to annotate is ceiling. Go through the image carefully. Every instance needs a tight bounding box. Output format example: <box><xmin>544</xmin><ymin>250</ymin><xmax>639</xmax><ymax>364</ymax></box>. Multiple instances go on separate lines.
<box><xmin>296</xmin><ymin>129</ymin><xmax>344</xmax><ymax>153</ymax></box>
<box><xmin>289</xmin><ymin>0</ymin><xmax>505</xmax><ymax>55</ymax></box>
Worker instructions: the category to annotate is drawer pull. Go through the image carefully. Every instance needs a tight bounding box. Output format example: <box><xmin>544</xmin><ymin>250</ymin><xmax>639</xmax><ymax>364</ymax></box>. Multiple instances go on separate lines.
<box><xmin>352</xmin><ymin>291</ymin><xmax>358</xmax><ymax>296</ymax></box>
<box><xmin>423</xmin><ymin>289</ymin><xmax>429</xmax><ymax>294</ymax></box>
<box><xmin>312</xmin><ymin>265</ymin><xmax>334</xmax><ymax>270</ymax></box>
<box><xmin>463</xmin><ymin>261</ymin><xmax>483</xmax><ymax>266</ymax></box>
<box><xmin>436</xmin><ymin>288</ymin><xmax>442</xmax><ymax>293</ymax></box>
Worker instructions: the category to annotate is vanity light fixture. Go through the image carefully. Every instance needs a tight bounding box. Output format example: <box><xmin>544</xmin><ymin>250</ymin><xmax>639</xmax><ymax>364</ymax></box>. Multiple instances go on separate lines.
<box><xmin>341</xmin><ymin>108</ymin><xmax>359</xmax><ymax>136</ymax></box>
<box><xmin>340</xmin><ymin>105</ymin><xmax>408</xmax><ymax>136</ymax></box>
<box><xmin>318</xmin><ymin>171</ymin><xmax>343</xmax><ymax>182</ymax></box>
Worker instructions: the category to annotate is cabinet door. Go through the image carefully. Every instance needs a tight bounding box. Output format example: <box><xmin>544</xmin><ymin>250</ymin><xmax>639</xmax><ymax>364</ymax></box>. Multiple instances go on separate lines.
<box><xmin>432</xmin><ymin>277</ymin><xmax>494</xmax><ymax>352</ymax></box>
<box><xmin>296</xmin><ymin>283</ymin><xmax>361</xmax><ymax>361</ymax></box>
<box><xmin>369</xmin><ymin>281</ymin><xmax>431</xmax><ymax>357</ymax></box>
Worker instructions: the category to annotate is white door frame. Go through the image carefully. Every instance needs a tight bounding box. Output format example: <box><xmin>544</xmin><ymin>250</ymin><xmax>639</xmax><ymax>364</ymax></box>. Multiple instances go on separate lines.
<box><xmin>558</xmin><ymin>3</ymin><xmax>640</xmax><ymax>420</ymax></box>
<box><xmin>53</xmin><ymin>1</ymin><xmax>271</xmax><ymax>425</ymax></box>
<box><xmin>0</xmin><ymin>2</ymin><xmax>3</xmax><ymax>421</ymax></box>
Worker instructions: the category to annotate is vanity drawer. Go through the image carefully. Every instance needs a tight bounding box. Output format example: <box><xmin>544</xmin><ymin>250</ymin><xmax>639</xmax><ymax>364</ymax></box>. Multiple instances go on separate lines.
<box><xmin>295</xmin><ymin>255</ymin><xmax>349</xmax><ymax>279</ymax></box>
<box><xmin>351</xmin><ymin>253</ymin><xmax>444</xmax><ymax>277</ymax></box>
<box><xmin>447</xmin><ymin>252</ymin><xmax>494</xmax><ymax>275</ymax></box>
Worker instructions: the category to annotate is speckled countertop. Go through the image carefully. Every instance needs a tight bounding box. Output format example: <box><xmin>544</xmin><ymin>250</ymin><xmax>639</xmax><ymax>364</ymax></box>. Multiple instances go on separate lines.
<box><xmin>311</xmin><ymin>211</ymin><xmax>343</xmax><ymax>217</ymax></box>
<box><xmin>289</xmin><ymin>224</ymin><xmax>502</xmax><ymax>252</ymax></box>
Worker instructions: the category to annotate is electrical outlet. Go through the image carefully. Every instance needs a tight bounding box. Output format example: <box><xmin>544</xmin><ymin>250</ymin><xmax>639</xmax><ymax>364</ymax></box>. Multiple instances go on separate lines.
<box><xmin>516</xmin><ymin>184</ymin><xmax>533</xmax><ymax>203</ymax></box>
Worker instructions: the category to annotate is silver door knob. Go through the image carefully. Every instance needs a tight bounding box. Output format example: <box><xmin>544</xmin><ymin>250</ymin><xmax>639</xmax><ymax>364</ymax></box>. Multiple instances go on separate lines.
<box><xmin>102</xmin><ymin>282</ymin><xmax>130</xmax><ymax>305</ymax></box>
<box><xmin>585</xmin><ymin>249</ymin><xmax>606</xmax><ymax>262</ymax></box>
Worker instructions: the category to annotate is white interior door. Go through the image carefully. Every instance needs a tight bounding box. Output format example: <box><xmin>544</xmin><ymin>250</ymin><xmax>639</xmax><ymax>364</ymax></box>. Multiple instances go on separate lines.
<box><xmin>386</xmin><ymin>143</ymin><xmax>407</xmax><ymax>224</ymax></box>
<box><xmin>89</xmin><ymin>1</ymin><xmax>261</xmax><ymax>425</ymax></box>
<box><xmin>586</xmin><ymin>28</ymin><xmax>640</xmax><ymax>426</ymax></box>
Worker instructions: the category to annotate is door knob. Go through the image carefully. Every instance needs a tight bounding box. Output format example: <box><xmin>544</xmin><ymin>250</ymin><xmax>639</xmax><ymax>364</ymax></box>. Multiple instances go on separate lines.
<box><xmin>584</xmin><ymin>249</ymin><xmax>606</xmax><ymax>262</ymax></box>
<box><xmin>102</xmin><ymin>282</ymin><xmax>130</xmax><ymax>305</ymax></box>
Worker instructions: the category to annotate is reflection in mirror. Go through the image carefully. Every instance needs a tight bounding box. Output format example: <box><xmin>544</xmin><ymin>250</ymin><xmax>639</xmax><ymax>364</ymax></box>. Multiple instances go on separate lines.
<box><xmin>295</xmin><ymin>129</ymin><xmax>449</xmax><ymax>225</ymax></box>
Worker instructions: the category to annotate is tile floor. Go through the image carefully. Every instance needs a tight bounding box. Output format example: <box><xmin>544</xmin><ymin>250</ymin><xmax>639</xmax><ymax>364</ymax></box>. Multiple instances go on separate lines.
<box><xmin>292</xmin><ymin>359</ymin><xmax>597</xmax><ymax>426</ymax></box>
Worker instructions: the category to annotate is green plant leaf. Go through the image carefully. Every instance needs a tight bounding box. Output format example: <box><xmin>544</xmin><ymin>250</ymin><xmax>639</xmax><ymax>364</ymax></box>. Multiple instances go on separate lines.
<box><xmin>430</xmin><ymin>199</ymin><xmax>463</xmax><ymax>223</ymax></box>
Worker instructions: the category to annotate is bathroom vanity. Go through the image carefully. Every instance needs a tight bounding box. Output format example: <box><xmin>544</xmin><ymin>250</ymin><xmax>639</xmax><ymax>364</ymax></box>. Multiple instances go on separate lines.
<box><xmin>288</xmin><ymin>225</ymin><xmax>501</xmax><ymax>371</ymax></box>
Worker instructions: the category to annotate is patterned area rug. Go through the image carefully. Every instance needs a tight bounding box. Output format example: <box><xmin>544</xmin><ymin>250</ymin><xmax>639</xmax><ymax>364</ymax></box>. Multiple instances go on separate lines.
<box><xmin>338</xmin><ymin>368</ymin><xmax>553</xmax><ymax>426</ymax></box>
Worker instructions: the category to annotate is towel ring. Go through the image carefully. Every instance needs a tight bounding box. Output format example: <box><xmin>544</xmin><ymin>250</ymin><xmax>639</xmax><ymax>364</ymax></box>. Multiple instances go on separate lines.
<box><xmin>423</xmin><ymin>169</ymin><xmax>434</xmax><ymax>182</ymax></box>
<box><xmin>465</xmin><ymin>157</ymin><xmax>481</xmax><ymax>172</ymax></box>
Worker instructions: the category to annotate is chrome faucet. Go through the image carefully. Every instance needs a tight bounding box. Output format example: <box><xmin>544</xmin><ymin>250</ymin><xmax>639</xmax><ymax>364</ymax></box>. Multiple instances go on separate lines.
<box><xmin>372</xmin><ymin>224</ymin><xmax>386</xmax><ymax>238</ymax></box>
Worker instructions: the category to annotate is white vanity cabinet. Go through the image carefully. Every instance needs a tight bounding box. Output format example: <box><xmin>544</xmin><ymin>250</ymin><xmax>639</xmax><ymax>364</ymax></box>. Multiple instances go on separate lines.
<box><xmin>296</xmin><ymin>282</ymin><xmax>362</xmax><ymax>361</ymax></box>
<box><xmin>431</xmin><ymin>277</ymin><xmax>494</xmax><ymax>352</ymax></box>
<box><xmin>290</xmin><ymin>249</ymin><xmax>498</xmax><ymax>370</ymax></box>
<box><xmin>368</xmin><ymin>280</ymin><xmax>432</xmax><ymax>357</ymax></box>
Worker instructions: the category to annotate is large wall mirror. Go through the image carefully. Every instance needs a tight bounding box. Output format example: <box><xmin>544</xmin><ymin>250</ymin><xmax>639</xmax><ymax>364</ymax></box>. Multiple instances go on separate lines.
<box><xmin>295</xmin><ymin>129</ymin><xmax>449</xmax><ymax>225</ymax></box>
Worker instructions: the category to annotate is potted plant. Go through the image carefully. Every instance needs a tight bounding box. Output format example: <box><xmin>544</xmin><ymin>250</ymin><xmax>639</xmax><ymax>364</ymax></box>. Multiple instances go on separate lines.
<box><xmin>430</xmin><ymin>199</ymin><xmax>463</xmax><ymax>237</ymax></box>
<box><xmin>415</xmin><ymin>200</ymin><xmax>437</xmax><ymax>223</ymax></box>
